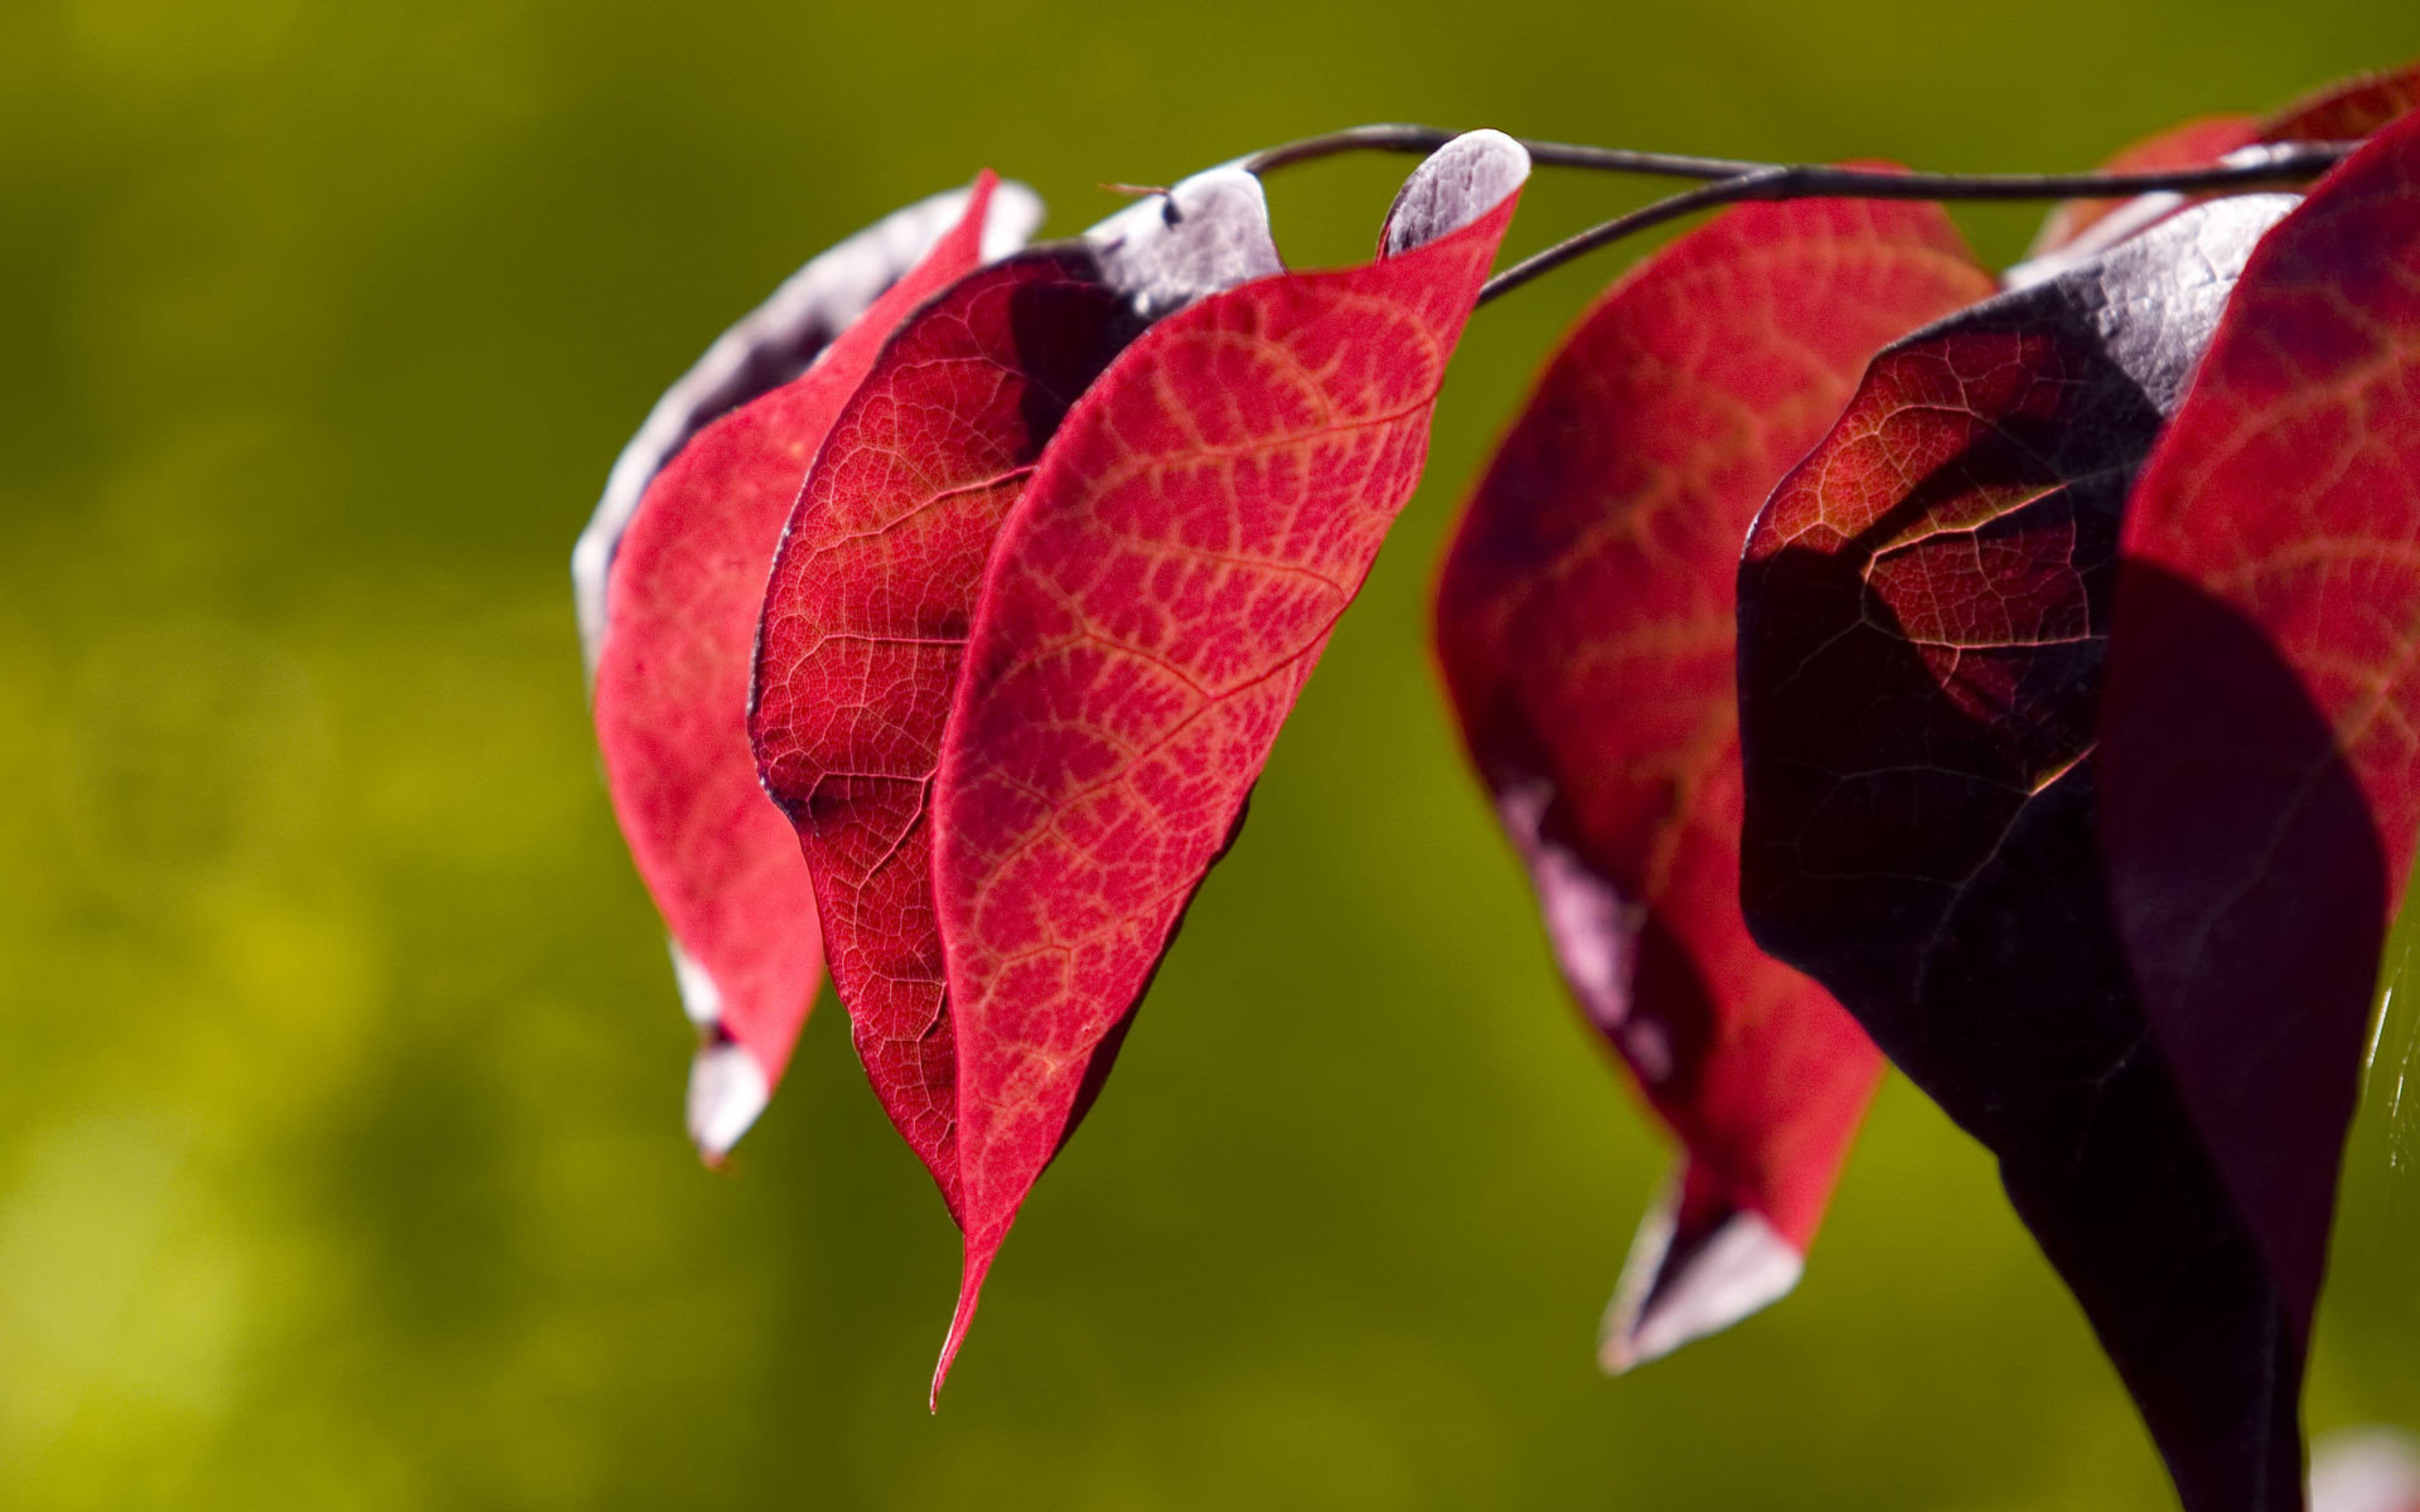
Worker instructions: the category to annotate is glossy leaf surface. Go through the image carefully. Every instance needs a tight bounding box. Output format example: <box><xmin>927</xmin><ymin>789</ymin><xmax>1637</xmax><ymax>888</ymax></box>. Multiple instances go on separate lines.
<box><xmin>1433</xmin><ymin>192</ymin><xmax>1991</xmax><ymax>1368</ymax></box>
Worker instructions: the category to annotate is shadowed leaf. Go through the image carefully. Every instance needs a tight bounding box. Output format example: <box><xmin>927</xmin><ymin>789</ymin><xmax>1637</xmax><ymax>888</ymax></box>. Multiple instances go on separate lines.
<box><xmin>2094</xmin><ymin>111</ymin><xmax>2420</xmax><ymax>1499</ymax></box>
<box><xmin>1736</xmin><ymin>193</ymin><xmax>2311</xmax><ymax>1512</ymax></box>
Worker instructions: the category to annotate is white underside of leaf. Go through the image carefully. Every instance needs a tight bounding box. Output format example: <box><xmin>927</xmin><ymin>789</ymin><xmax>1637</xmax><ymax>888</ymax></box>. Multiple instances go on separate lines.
<box><xmin>1081</xmin><ymin>165</ymin><xmax>1284</xmax><ymax>323</ymax></box>
<box><xmin>573</xmin><ymin>179</ymin><xmax>1044</xmax><ymax>677</ymax></box>
<box><xmin>1600</xmin><ymin>1185</ymin><xmax>1802</xmax><ymax>1373</ymax></box>
<box><xmin>687</xmin><ymin>1040</ymin><xmax>771</xmax><ymax>1161</ymax></box>
<box><xmin>2312</xmin><ymin>1428</ymin><xmax>2420</xmax><ymax>1512</ymax></box>
<box><xmin>666</xmin><ymin>937</ymin><xmax>724</xmax><ymax>1028</ymax></box>
<box><xmin>1380</xmin><ymin>129</ymin><xmax>1530</xmax><ymax>256</ymax></box>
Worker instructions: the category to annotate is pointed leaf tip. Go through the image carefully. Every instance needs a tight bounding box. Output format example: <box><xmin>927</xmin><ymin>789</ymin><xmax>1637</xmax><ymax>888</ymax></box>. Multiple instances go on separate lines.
<box><xmin>686</xmin><ymin>1040</ymin><xmax>770</xmax><ymax>1163</ymax></box>
<box><xmin>929</xmin><ymin>1245</ymin><xmax>996</xmax><ymax>1411</ymax></box>
<box><xmin>1602</xmin><ymin>1189</ymin><xmax>1802</xmax><ymax>1373</ymax></box>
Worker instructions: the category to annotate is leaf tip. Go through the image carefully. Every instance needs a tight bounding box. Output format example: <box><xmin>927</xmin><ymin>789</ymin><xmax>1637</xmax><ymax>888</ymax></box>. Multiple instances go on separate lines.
<box><xmin>685</xmin><ymin>1037</ymin><xmax>770</xmax><ymax>1165</ymax></box>
<box><xmin>1598</xmin><ymin>1184</ymin><xmax>1802</xmax><ymax>1374</ymax></box>
<box><xmin>929</xmin><ymin>1242</ymin><xmax>997</xmax><ymax>1412</ymax></box>
<box><xmin>2312</xmin><ymin>1426</ymin><xmax>2420</xmax><ymax>1512</ymax></box>
<box><xmin>1379</xmin><ymin>128</ymin><xmax>1530</xmax><ymax>256</ymax></box>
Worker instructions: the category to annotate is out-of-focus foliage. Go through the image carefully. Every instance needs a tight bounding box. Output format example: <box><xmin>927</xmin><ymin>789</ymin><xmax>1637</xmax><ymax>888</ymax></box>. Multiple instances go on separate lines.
<box><xmin>0</xmin><ymin>1</ymin><xmax>2413</xmax><ymax>1506</ymax></box>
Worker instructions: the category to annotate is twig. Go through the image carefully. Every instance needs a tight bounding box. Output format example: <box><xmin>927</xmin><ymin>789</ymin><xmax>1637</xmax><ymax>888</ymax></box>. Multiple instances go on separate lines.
<box><xmin>1475</xmin><ymin>143</ymin><xmax>2354</xmax><ymax>302</ymax></box>
<box><xmin>1232</xmin><ymin>126</ymin><xmax>2360</xmax><ymax>302</ymax></box>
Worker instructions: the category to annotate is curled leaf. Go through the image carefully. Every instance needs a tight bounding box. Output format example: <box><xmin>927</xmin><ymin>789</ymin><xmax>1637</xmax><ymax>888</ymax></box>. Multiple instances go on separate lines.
<box><xmin>579</xmin><ymin>175</ymin><xmax>1038</xmax><ymax>1158</ymax></box>
<box><xmin>1736</xmin><ymin>194</ymin><xmax>2305</xmax><ymax>1512</ymax></box>
<box><xmin>751</xmin><ymin>169</ymin><xmax>1282</xmax><ymax>1218</ymax></box>
<box><xmin>926</xmin><ymin>131</ymin><xmax>1529</xmax><ymax>1399</ymax></box>
<box><xmin>1434</xmin><ymin>191</ymin><xmax>1991</xmax><ymax>1368</ymax></box>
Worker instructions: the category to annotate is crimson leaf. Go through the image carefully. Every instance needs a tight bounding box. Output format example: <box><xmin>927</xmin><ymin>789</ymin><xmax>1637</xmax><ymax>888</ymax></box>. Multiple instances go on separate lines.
<box><xmin>926</xmin><ymin>131</ymin><xmax>1529</xmax><ymax>1399</ymax></box>
<box><xmin>1433</xmin><ymin>191</ymin><xmax>1992</xmax><ymax>1367</ymax></box>
<box><xmin>579</xmin><ymin>175</ymin><xmax>1035</xmax><ymax>1157</ymax></box>
<box><xmin>751</xmin><ymin>169</ymin><xmax>1281</xmax><ymax>1219</ymax></box>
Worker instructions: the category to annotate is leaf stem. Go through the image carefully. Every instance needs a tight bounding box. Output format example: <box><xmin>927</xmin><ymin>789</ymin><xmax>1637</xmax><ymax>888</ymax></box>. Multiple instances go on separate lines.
<box><xmin>1234</xmin><ymin>126</ymin><xmax>2359</xmax><ymax>301</ymax></box>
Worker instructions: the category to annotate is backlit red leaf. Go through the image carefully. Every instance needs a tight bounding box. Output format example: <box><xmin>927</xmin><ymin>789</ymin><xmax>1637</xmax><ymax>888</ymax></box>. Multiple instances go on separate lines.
<box><xmin>1432</xmin><ymin>192</ymin><xmax>1991</xmax><ymax>1367</ymax></box>
<box><xmin>751</xmin><ymin>171</ymin><xmax>1281</xmax><ymax>1219</ymax></box>
<box><xmin>580</xmin><ymin>175</ymin><xmax>1035</xmax><ymax>1158</ymax></box>
<box><xmin>925</xmin><ymin>131</ymin><xmax>1529</xmax><ymax>1399</ymax></box>
<box><xmin>1735</xmin><ymin>194</ymin><xmax>2306</xmax><ymax>1511</ymax></box>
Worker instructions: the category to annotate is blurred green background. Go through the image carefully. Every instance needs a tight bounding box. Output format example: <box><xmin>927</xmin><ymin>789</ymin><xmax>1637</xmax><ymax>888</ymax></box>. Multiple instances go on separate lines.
<box><xmin>5</xmin><ymin>2</ymin><xmax>2420</xmax><ymax>1507</ymax></box>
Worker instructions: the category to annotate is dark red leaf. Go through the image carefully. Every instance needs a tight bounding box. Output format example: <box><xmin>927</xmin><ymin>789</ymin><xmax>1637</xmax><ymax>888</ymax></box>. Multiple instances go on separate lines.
<box><xmin>1735</xmin><ymin>194</ymin><xmax>2307</xmax><ymax>1512</ymax></box>
<box><xmin>924</xmin><ymin>131</ymin><xmax>1529</xmax><ymax>1399</ymax></box>
<box><xmin>1433</xmin><ymin>192</ymin><xmax>1991</xmax><ymax>1366</ymax></box>
<box><xmin>751</xmin><ymin>171</ymin><xmax>1281</xmax><ymax>1219</ymax></box>
<box><xmin>580</xmin><ymin>175</ymin><xmax>1033</xmax><ymax>1158</ymax></box>
<box><xmin>2096</xmin><ymin>107</ymin><xmax>2420</xmax><ymax>1482</ymax></box>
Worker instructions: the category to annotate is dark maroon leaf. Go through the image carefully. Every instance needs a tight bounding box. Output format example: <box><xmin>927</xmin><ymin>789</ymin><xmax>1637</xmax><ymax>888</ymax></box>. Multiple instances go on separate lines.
<box><xmin>1736</xmin><ymin>193</ymin><xmax>2307</xmax><ymax>1512</ymax></box>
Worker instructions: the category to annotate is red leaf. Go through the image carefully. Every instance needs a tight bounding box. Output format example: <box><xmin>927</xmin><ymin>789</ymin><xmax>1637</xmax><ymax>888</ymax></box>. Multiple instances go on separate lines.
<box><xmin>2096</xmin><ymin>106</ymin><xmax>2420</xmax><ymax>1471</ymax></box>
<box><xmin>924</xmin><ymin>132</ymin><xmax>1529</xmax><ymax>1400</ymax></box>
<box><xmin>751</xmin><ymin>171</ymin><xmax>1282</xmax><ymax>1219</ymax></box>
<box><xmin>2263</xmin><ymin>61</ymin><xmax>2420</xmax><ymax>142</ymax></box>
<box><xmin>580</xmin><ymin>175</ymin><xmax>1034</xmax><ymax>1158</ymax></box>
<box><xmin>2027</xmin><ymin>60</ymin><xmax>2418</xmax><ymax>269</ymax></box>
<box><xmin>1735</xmin><ymin>194</ymin><xmax>2307</xmax><ymax>1512</ymax></box>
<box><xmin>1433</xmin><ymin>192</ymin><xmax>1992</xmax><ymax>1368</ymax></box>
